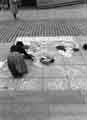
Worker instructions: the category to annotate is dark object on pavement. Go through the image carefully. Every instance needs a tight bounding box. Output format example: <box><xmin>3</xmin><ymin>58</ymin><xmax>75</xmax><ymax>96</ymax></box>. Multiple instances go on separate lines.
<box><xmin>73</xmin><ymin>48</ymin><xmax>79</xmax><ymax>52</ymax></box>
<box><xmin>7</xmin><ymin>52</ymin><xmax>28</xmax><ymax>78</ymax></box>
<box><xmin>56</xmin><ymin>45</ymin><xmax>66</xmax><ymax>51</ymax></box>
<box><xmin>83</xmin><ymin>44</ymin><xmax>87</xmax><ymax>50</ymax></box>
<box><xmin>10</xmin><ymin>41</ymin><xmax>34</xmax><ymax>61</ymax></box>
<box><xmin>40</xmin><ymin>56</ymin><xmax>55</xmax><ymax>65</ymax></box>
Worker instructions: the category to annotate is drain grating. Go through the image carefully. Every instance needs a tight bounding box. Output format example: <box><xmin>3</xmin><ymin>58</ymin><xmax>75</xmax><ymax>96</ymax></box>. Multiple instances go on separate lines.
<box><xmin>0</xmin><ymin>19</ymin><xmax>84</xmax><ymax>42</ymax></box>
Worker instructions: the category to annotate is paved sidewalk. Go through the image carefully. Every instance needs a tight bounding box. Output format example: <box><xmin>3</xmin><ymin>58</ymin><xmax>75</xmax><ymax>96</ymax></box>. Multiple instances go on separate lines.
<box><xmin>0</xmin><ymin>5</ymin><xmax>87</xmax><ymax>119</ymax></box>
<box><xmin>0</xmin><ymin>4</ymin><xmax>87</xmax><ymax>21</ymax></box>
<box><xmin>0</xmin><ymin>4</ymin><xmax>86</xmax><ymax>43</ymax></box>
<box><xmin>18</xmin><ymin>4</ymin><xmax>87</xmax><ymax>20</ymax></box>
<box><xmin>0</xmin><ymin>91</ymin><xmax>86</xmax><ymax>120</ymax></box>
<box><xmin>0</xmin><ymin>36</ymin><xmax>87</xmax><ymax>91</ymax></box>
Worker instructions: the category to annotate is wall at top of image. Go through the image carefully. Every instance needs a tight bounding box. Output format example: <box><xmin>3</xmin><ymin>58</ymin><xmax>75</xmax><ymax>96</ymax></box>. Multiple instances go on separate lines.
<box><xmin>37</xmin><ymin>0</ymin><xmax>83</xmax><ymax>8</ymax></box>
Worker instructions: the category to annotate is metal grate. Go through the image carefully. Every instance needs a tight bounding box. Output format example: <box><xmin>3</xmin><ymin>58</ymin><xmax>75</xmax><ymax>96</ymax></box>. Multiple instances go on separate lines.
<box><xmin>0</xmin><ymin>19</ymin><xmax>83</xmax><ymax>42</ymax></box>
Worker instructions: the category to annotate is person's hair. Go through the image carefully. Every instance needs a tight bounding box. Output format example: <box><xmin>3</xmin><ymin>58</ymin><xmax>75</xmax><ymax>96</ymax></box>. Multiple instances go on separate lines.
<box><xmin>10</xmin><ymin>44</ymin><xmax>16</xmax><ymax>52</ymax></box>
<box><xmin>16</xmin><ymin>41</ymin><xmax>24</xmax><ymax>47</ymax></box>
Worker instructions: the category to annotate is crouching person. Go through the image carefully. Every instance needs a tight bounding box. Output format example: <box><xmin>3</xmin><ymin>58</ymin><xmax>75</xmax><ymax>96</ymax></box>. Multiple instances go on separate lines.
<box><xmin>7</xmin><ymin>52</ymin><xmax>28</xmax><ymax>78</ymax></box>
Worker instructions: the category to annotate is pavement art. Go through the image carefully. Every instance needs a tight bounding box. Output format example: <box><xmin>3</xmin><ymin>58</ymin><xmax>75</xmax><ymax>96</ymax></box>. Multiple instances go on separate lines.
<box><xmin>0</xmin><ymin>36</ymin><xmax>86</xmax><ymax>91</ymax></box>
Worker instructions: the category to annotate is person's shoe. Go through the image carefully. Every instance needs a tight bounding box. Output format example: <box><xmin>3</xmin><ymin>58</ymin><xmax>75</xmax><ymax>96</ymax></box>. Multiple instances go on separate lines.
<box><xmin>56</xmin><ymin>45</ymin><xmax>66</xmax><ymax>51</ymax></box>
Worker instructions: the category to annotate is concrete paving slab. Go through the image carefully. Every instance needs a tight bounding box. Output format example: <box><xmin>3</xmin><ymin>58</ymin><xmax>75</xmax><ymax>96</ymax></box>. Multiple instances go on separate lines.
<box><xmin>64</xmin><ymin>55</ymin><xmax>86</xmax><ymax>65</ymax></box>
<box><xmin>65</xmin><ymin>65</ymin><xmax>87</xmax><ymax>78</ymax></box>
